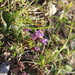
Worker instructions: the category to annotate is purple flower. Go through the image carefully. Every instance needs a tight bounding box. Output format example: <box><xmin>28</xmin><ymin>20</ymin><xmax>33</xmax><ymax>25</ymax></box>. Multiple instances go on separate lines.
<box><xmin>39</xmin><ymin>38</ymin><xmax>48</xmax><ymax>45</ymax></box>
<box><xmin>31</xmin><ymin>30</ymin><xmax>44</xmax><ymax>40</ymax></box>
<box><xmin>31</xmin><ymin>30</ymin><xmax>48</xmax><ymax>45</ymax></box>
<box><xmin>31</xmin><ymin>47</ymin><xmax>40</xmax><ymax>51</ymax></box>
<box><xmin>24</xmin><ymin>28</ymin><xmax>30</xmax><ymax>32</ymax></box>
<box><xmin>21</xmin><ymin>73</ymin><xmax>30</xmax><ymax>75</ymax></box>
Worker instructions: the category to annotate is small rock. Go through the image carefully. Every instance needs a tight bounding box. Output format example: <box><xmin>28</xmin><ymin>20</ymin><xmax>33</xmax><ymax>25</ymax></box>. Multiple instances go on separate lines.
<box><xmin>0</xmin><ymin>62</ymin><xmax>10</xmax><ymax>75</ymax></box>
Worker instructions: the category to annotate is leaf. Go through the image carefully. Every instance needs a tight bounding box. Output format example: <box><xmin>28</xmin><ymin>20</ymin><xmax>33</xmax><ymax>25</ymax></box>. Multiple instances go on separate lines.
<box><xmin>2</xmin><ymin>11</ymin><xmax>12</xmax><ymax>28</ymax></box>
<box><xmin>67</xmin><ymin>1</ymin><xmax>73</xmax><ymax>10</ymax></box>
<box><xmin>0</xmin><ymin>0</ymin><xmax>3</xmax><ymax>2</ymax></box>
<box><xmin>52</xmin><ymin>34</ymin><xmax>60</xmax><ymax>42</ymax></box>
<box><xmin>65</xmin><ymin>64</ymin><xmax>72</xmax><ymax>72</ymax></box>
<box><xmin>65</xmin><ymin>1</ymin><xmax>73</xmax><ymax>12</ymax></box>
<box><xmin>51</xmin><ymin>64</ymin><xmax>57</xmax><ymax>74</ymax></box>
<box><xmin>0</xmin><ymin>11</ymin><xmax>7</xmax><ymax>32</ymax></box>
<box><xmin>57</xmin><ymin>69</ymin><xmax>65</xmax><ymax>75</ymax></box>
<box><xmin>0</xmin><ymin>42</ymin><xmax>3</xmax><ymax>46</ymax></box>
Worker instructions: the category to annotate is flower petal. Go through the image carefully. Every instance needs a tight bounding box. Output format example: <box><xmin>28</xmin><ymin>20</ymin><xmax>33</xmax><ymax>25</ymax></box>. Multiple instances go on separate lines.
<box><xmin>39</xmin><ymin>38</ymin><xmax>48</xmax><ymax>45</ymax></box>
<box><xmin>31</xmin><ymin>30</ymin><xmax>44</xmax><ymax>40</ymax></box>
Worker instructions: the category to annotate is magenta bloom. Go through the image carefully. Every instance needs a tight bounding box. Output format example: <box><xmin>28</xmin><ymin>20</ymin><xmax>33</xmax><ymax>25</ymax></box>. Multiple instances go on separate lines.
<box><xmin>39</xmin><ymin>38</ymin><xmax>48</xmax><ymax>45</ymax></box>
<box><xmin>24</xmin><ymin>28</ymin><xmax>30</xmax><ymax>32</ymax></box>
<box><xmin>31</xmin><ymin>30</ymin><xmax>48</xmax><ymax>45</ymax></box>
<box><xmin>21</xmin><ymin>73</ymin><xmax>30</xmax><ymax>75</ymax></box>
<box><xmin>31</xmin><ymin>47</ymin><xmax>40</xmax><ymax>51</ymax></box>
<box><xmin>31</xmin><ymin>30</ymin><xmax>44</xmax><ymax>40</ymax></box>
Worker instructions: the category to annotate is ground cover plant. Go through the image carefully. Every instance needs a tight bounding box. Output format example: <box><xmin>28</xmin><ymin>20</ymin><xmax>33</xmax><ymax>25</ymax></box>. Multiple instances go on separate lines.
<box><xmin>0</xmin><ymin>0</ymin><xmax>75</xmax><ymax>75</ymax></box>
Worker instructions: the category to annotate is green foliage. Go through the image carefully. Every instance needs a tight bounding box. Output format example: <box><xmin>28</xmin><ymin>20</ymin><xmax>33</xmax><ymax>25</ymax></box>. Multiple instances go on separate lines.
<box><xmin>0</xmin><ymin>0</ymin><xmax>3</xmax><ymax>2</ymax></box>
<box><xmin>51</xmin><ymin>64</ymin><xmax>57</xmax><ymax>74</ymax></box>
<box><xmin>0</xmin><ymin>0</ymin><xmax>75</xmax><ymax>75</ymax></box>
<box><xmin>35</xmin><ymin>54</ymin><xmax>46</xmax><ymax>68</ymax></box>
<box><xmin>0</xmin><ymin>41</ymin><xmax>3</xmax><ymax>46</ymax></box>
<box><xmin>2</xmin><ymin>11</ymin><xmax>12</xmax><ymax>28</ymax></box>
<box><xmin>65</xmin><ymin>64</ymin><xmax>73</xmax><ymax>72</ymax></box>
<box><xmin>35</xmin><ymin>49</ymin><xmax>58</xmax><ymax>69</ymax></box>
<box><xmin>9</xmin><ymin>43</ymin><xmax>24</xmax><ymax>56</ymax></box>
<box><xmin>35</xmin><ymin>0</ymin><xmax>39</xmax><ymax>3</ymax></box>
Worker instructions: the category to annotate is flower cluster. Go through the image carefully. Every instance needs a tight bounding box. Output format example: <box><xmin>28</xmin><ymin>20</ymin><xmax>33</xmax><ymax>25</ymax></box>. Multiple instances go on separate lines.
<box><xmin>23</xmin><ymin>29</ymin><xmax>48</xmax><ymax>51</ymax></box>
<box><xmin>31</xmin><ymin>30</ymin><xmax>48</xmax><ymax>45</ymax></box>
